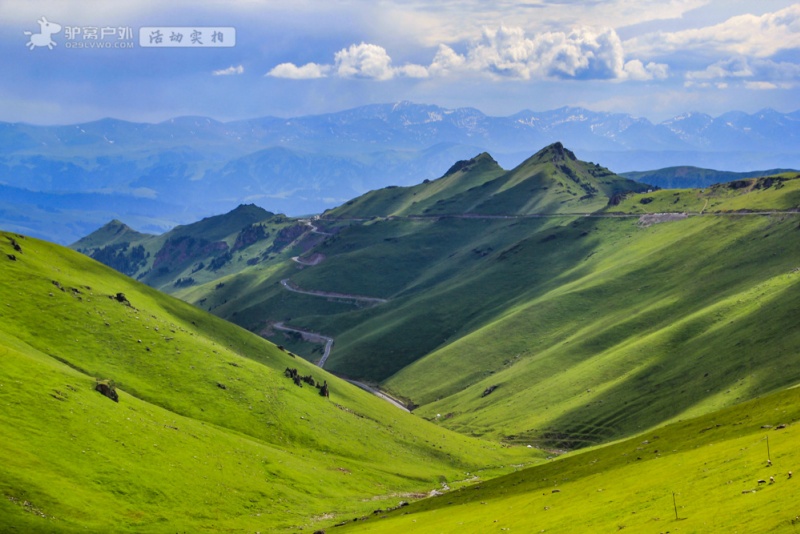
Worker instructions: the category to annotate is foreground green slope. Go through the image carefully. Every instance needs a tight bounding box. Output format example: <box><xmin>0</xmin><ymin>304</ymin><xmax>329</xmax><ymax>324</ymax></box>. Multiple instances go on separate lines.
<box><xmin>0</xmin><ymin>232</ymin><xmax>530</xmax><ymax>532</ymax></box>
<box><xmin>341</xmin><ymin>383</ymin><xmax>800</xmax><ymax>533</ymax></box>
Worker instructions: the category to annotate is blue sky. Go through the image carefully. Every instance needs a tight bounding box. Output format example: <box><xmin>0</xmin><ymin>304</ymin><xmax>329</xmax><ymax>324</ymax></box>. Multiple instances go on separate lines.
<box><xmin>2</xmin><ymin>0</ymin><xmax>799</xmax><ymax>124</ymax></box>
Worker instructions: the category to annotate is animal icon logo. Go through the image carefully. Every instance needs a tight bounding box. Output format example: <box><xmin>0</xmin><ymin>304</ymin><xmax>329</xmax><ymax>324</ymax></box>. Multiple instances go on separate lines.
<box><xmin>24</xmin><ymin>17</ymin><xmax>62</xmax><ymax>50</ymax></box>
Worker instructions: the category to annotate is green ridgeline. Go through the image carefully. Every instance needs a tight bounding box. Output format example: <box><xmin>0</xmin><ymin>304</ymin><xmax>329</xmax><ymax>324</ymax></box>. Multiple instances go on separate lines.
<box><xmin>71</xmin><ymin>204</ymin><xmax>307</xmax><ymax>293</ymax></box>
<box><xmin>326</xmin><ymin>143</ymin><xmax>648</xmax><ymax>219</ymax></box>
<box><xmin>0</xmin><ymin>232</ymin><xmax>531</xmax><ymax>533</ymax></box>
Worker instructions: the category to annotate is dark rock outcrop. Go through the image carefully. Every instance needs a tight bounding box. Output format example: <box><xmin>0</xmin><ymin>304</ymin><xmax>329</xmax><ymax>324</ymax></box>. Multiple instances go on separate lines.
<box><xmin>95</xmin><ymin>380</ymin><xmax>119</xmax><ymax>402</ymax></box>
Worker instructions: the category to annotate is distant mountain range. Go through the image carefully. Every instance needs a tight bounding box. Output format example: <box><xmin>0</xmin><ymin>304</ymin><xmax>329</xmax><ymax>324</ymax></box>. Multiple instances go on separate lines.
<box><xmin>2</xmin><ymin>102</ymin><xmax>798</xmax><ymax>243</ymax></box>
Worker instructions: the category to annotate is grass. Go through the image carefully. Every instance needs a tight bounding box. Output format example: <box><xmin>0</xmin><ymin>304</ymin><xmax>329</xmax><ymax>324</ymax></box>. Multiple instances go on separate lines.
<box><xmin>0</xmin><ymin>231</ymin><xmax>533</xmax><ymax>532</ymax></box>
<box><xmin>67</xmin><ymin>150</ymin><xmax>800</xmax><ymax>460</ymax></box>
<box><xmin>385</xmin><ymin>213</ymin><xmax>800</xmax><ymax>445</ymax></box>
<box><xmin>339</xmin><ymin>382</ymin><xmax>800</xmax><ymax>532</ymax></box>
<box><xmin>191</xmin><ymin>194</ymin><xmax>800</xmax><ymax>453</ymax></box>
<box><xmin>327</xmin><ymin>143</ymin><xmax>648</xmax><ymax>219</ymax></box>
<box><xmin>152</xmin><ymin>167</ymin><xmax>800</xmax><ymax>456</ymax></box>
<box><xmin>610</xmin><ymin>172</ymin><xmax>800</xmax><ymax>214</ymax></box>
<box><xmin>71</xmin><ymin>204</ymin><xmax>304</xmax><ymax>293</ymax></box>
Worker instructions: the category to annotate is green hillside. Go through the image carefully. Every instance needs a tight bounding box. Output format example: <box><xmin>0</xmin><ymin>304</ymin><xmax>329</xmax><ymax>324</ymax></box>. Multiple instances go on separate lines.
<box><xmin>327</xmin><ymin>142</ymin><xmax>650</xmax><ymax>218</ymax></box>
<box><xmin>340</xmin><ymin>382</ymin><xmax>800</xmax><ymax>533</ymax></box>
<box><xmin>188</xmin><ymin>172</ymin><xmax>800</xmax><ymax>453</ymax></box>
<box><xmin>71</xmin><ymin>204</ymin><xmax>318</xmax><ymax>292</ymax></box>
<box><xmin>0</xmin><ymin>231</ymin><xmax>530</xmax><ymax>532</ymax></box>
<box><xmin>611</xmin><ymin>172</ymin><xmax>800</xmax><ymax>214</ymax></box>
<box><xmin>621</xmin><ymin>165</ymin><xmax>797</xmax><ymax>189</ymax></box>
<box><xmin>384</xmin><ymin>211</ymin><xmax>800</xmax><ymax>446</ymax></box>
<box><xmin>69</xmin><ymin>147</ymin><xmax>800</xmax><ymax>458</ymax></box>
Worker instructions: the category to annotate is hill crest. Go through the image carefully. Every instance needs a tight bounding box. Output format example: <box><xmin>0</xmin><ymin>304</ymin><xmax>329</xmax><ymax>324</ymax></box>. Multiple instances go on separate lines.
<box><xmin>326</xmin><ymin>142</ymin><xmax>650</xmax><ymax>218</ymax></box>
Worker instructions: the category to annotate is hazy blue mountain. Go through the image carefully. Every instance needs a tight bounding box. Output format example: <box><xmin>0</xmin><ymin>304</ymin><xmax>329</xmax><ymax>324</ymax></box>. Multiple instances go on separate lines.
<box><xmin>1</xmin><ymin>102</ymin><xmax>798</xmax><ymax>243</ymax></box>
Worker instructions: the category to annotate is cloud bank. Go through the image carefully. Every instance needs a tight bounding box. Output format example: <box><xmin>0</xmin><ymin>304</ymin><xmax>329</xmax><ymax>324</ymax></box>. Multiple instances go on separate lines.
<box><xmin>267</xmin><ymin>25</ymin><xmax>668</xmax><ymax>82</ymax></box>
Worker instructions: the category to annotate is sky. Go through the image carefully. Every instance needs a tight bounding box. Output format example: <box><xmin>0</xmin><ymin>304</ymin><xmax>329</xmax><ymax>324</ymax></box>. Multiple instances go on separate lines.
<box><xmin>1</xmin><ymin>0</ymin><xmax>799</xmax><ymax>124</ymax></box>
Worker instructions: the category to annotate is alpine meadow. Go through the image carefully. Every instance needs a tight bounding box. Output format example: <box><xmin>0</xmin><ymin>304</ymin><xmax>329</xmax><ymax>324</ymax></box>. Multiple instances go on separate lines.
<box><xmin>18</xmin><ymin>138</ymin><xmax>792</xmax><ymax>531</ymax></box>
<box><xmin>3</xmin><ymin>2</ymin><xmax>800</xmax><ymax>530</ymax></box>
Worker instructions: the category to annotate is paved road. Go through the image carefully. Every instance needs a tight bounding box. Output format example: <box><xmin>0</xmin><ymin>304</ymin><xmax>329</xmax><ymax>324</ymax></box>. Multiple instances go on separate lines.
<box><xmin>302</xmin><ymin>218</ymin><xmax>333</xmax><ymax>236</ymax></box>
<box><xmin>324</xmin><ymin>209</ymin><xmax>799</xmax><ymax>224</ymax></box>
<box><xmin>280</xmin><ymin>278</ymin><xmax>388</xmax><ymax>304</ymax></box>
<box><xmin>272</xmin><ymin>323</ymin><xmax>410</xmax><ymax>411</ymax></box>
<box><xmin>273</xmin><ymin>322</ymin><xmax>334</xmax><ymax>368</ymax></box>
<box><xmin>344</xmin><ymin>379</ymin><xmax>411</xmax><ymax>413</ymax></box>
<box><xmin>291</xmin><ymin>253</ymin><xmax>325</xmax><ymax>266</ymax></box>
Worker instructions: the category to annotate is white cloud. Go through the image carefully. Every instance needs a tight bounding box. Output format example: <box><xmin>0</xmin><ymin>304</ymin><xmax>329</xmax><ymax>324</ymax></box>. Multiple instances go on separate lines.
<box><xmin>212</xmin><ymin>65</ymin><xmax>244</xmax><ymax>76</ymax></box>
<box><xmin>270</xmin><ymin>42</ymin><xmax>429</xmax><ymax>81</ymax></box>
<box><xmin>334</xmin><ymin>43</ymin><xmax>398</xmax><ymax>80</ymax></box>
<box><xmin>685</xmin><ymin>57</ymin><xmax>800</xmax><ymax>90</ymax></box>
<box><xmin>628</xmin><ymin>4</ymin><xmax>800</xmax><ymax>58</ymax></box>
<box><xmin>268</xmin><ymin>25</ymin><xmax>667</xmax><ymax>83</ymax></box>
<box><xmin>267</xmin><ymin>62</ymin><xmax>330</xmax><ymax>79</ymax></box>
<box><xmin>441</xmin><ymin>25</ymin><xmax>668</xmax><ymax>81</ymax></box>
<box><xmin>744</xmin><ymin>81</ymin><xmax>779</xmax><ymax>90</ymax></box>
<box><xmin>623</xmin><ymin>59</ymin><xmax>669</xmax><ymax>81</ymax></box>
<box><xmin>686</xmin><ymin>58</ymin><xmax>753</xmax><ymax>81</ymax></box>
<box><xmin>396</xmin><ymin>63</ymin><xmax>429</xmax><ymax>78</ymax></box>
<box><xmin>428</xmin><ymin>44</ymin><xmax>466</xmax><ymax>76</ymax></box>
<box><xmin>366</xmin><ymin>0</ymin><xmax>713</xmax><ymax>48</ymax></box>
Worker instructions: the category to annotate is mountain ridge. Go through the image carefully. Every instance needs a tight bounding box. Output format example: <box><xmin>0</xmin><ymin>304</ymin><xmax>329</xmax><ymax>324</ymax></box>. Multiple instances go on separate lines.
<box><xmin>327</xmin><ymin>142</ymin><xmax>650</xmax><ymax>219</ymax></box>
<box><xmin>3</xmin><ymin>101</ymin><xmax>799</xmax><ymax>244</ymax></box>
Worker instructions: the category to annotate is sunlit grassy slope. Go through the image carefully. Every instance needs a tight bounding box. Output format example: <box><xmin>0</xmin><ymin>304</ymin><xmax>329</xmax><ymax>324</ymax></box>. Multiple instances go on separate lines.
<box><xmin>0</xmin><ymin>232</ymin><xmax>531</xmax><ymax>533</ymax></box>
<box><xmin>340</xmin><ymin>383</ymin><xmax>800</xmax><ymax>533</ymax></box>
<box><xmin>194</xmin><ymin>172</ymin><xmax>800</xmax><ymax>453</ymax></box>
<box><xmin>384</xmin><ymin>212</ymin><xmax>800</xmax><ymax>446</ymax></box>
<box><xmin>611</xmin><ymin>172</ymin><xmax>800</xmax><ymax>214</ymax></box>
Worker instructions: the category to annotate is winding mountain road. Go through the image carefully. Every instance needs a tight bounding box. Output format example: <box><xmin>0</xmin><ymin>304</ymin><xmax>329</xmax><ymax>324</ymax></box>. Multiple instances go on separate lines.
<box><xmin>344</xmin><ymin>379</ymin><xmax>411</xmax><ymax>412</ymax></box>
<box><xmin>291</xmin><ymin>253</ymin><xmax>326</xmax><ymax>266</ymax></box>
<box><xmin>271</xmin><ymin>323</ymin><xmax>409</xmax><ymax>412</ymax></box>
<box><xmin>273</xmin><ymin>322</ymin><xmax>334</xmax><ymax>368</ymax></box>
<box><xmin>280</xmin><ymin>278</ymin><xmax>388</xmax><ymax>305</ymax></box>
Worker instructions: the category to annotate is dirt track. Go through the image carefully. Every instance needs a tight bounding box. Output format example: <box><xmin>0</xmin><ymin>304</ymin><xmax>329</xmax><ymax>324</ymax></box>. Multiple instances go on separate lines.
<box><xmin>273</xmin><ymin>322</ymin><xmax>334</xmax><ymax>367</ymax></box>
<box><xmin>280</xmin><ymin>278</ymin><xmax>388</xmax><ymax>304</ymax></box>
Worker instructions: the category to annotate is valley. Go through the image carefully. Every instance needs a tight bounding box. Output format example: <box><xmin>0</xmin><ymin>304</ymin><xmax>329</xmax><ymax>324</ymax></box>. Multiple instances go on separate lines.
<box><xmin>73</xmin><ymin>144</ymin><xmax>800</xmax><ymax>451</ymax></box>
<box><xmin>3</xmin><ymin>140</ymin><xmax>799</xmax><ymax>532</ymax></box>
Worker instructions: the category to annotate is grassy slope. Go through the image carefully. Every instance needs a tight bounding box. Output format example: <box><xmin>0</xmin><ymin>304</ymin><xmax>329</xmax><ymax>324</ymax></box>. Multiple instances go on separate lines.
<box><xmin>340</xmin><ymin>383</ymin><xmax>800</xmax><ymax>533</ymax></box>
<box><xmin>86</xmin><ymin>166</ymin><xmax>799</xmax><ymax>457</ymax></box>
<box><xmin>612</xmin><ymin>172</ymin><xmax>800</xmax><ymax>214</ymax></box>
<box><xmin>72</xmin><ymin>204</ymin><xmax>305</xmax><ymax>293</ymax></box>
<box><xmin>621</xmin><ymin>166</ymin><xmax>797</xmax><ymax>189</ymax></box>
<box><xmin>384</xmin><ymin>213</ymin><xmax>800</xmax><ymax>446</ymax></box>
<box><xmin>328</xmin><ymin>153</ymin><xmax>506</xmax><ymax>218</ymax></box>
<box><xmin>327</xmin><ymin>143</ymin><xmax>649</xmax><ymax>219</ymax></box>
<box><xmin>178</xmin><ymin>175</ymin><xmax>800</xmax><ymax>453</ymax></box>
<box><xmin>0</xmin><ymin>232</ymin><xmax>531</xmax><ymax>532</ymax></box>
<box><xmin>69</xmin><ymin>219</ymin><xmax>155</xmax><ymax>249</ymax></box>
